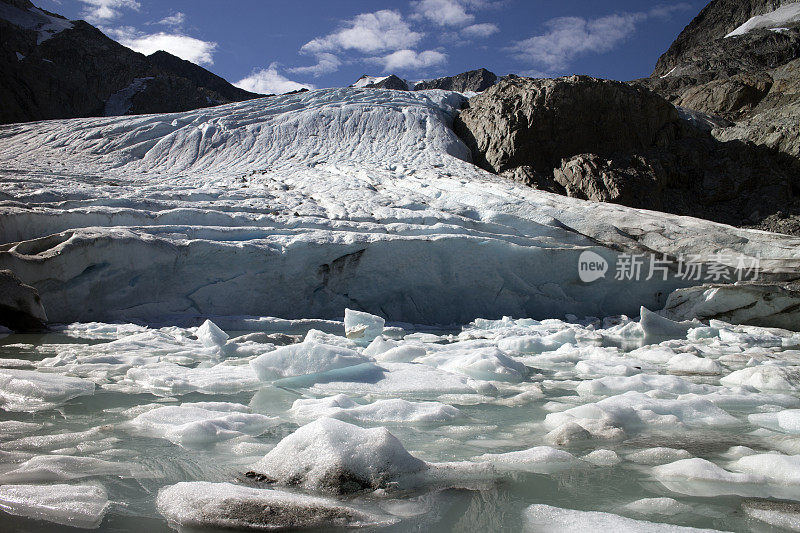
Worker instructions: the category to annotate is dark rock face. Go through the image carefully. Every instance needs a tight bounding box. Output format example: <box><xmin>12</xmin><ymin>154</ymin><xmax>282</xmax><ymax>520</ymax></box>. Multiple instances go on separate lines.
<box><xmin>362</xmin><ymin>75</ymin><xmax>410</xmax><ymax>91</ymax></box>
<box><xmin>415</xmin><ymin>68</ymin><xmax>497</xmax><ymax>92</ymax></box>
<box><xmin>353</xmin><ymin>69</ymin><xmax>499</xmax><ymax>93</ymax></box>
<box><xmin>455</xmin><ymin>75</ymin><xmax>800</xmax><ymax>231</ymax></box>
<box><xmin>0</xmin><ymin>269</ymin><xmax>47</xmax><ymax>331</ymax></box>
<box><xmin>632</xmin><ymin>0</ymin><xmax>800</xmax><ymax>233</ymax></box>
<box><xmin>0</xmin><ymin>0</ymin><xmax>261</xmax><ymax>124</ymax></box>
<box><xmin>454</xmin><ymin>76</ymin><xmax>679</xmax><ymax>174</ymax></box>
<box><xmin>652</xmin><ymin>0</ymin><xmax>794</xmax><ymax>78</ymax></box>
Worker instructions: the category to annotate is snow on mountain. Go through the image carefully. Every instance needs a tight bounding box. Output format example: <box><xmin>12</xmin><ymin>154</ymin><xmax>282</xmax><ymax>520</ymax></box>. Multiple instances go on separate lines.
<box><xmin>0</xmin><ymin>0</ymin><xmax>72</xmax><ymax>45</ymax></box>
<box><xmin>352</xmin><ymin>75</ymin><xmax>390</xmax><ymax>88</ymax></box>
<box><xmin>726</xmin><ymin>2</ymin><xmax>800</xmax><ymax>37</ymax></box>
<box><xmin>0</xmin><ymin>87</ymin><xmax>798</xmax><ymax>324</ymax></box>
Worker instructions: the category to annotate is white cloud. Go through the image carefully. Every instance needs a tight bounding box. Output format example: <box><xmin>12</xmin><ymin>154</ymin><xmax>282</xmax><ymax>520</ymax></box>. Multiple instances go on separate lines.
<box><xmin>105</xmin><ymin>27</ymin><xmax>218</xmax><ymax>66</ymax></box>
<box><xmin>235</xmin><ymin>64</ymin><xmax>315</xmax><ymax>95</ymax></box>
<box><xmin>288</xmin><ymin>53</ymin><xmax>342</xmax><ymax>77</ymax></box>
<box><xmin>508</xmin><ymin>13</ymin><xmax>645</xmax><ymax>71</ymax></box>
<box><xmin>509</xmin><ymin>6</ymin><xmax>693</xmax><ymax>72</ymax></box>
<box><xmin>648</xmin><ymin>3</ymin><xmax>693</xmax><ymax>19</ymax></box>
<box><xmin>460</xmin><ymin>22</ymin><xmax>499</xmax><ymax>38</ymax></box>
<box><xmin>375</xmin><ymin>49</ymin><xmax>447</xmax><ymax>72</ymax></box>
<box><xmin>301</xmin><ymin>10</ymin><xmax>422</xmax><ymax>54</ymax></box>
<box><xmin>157</xmin><ymin>12</ymin><xmax>186</xmax><ymax>28</ymax></box>
<box><xmin>78</xmin><ymin>0</ymin><xmax>140</xmax><ymax>24</ymax></box>
<box><xmin>411</xmin><ymin>0</ymin><xmax>474</xmax><ymax>27</ymax></box>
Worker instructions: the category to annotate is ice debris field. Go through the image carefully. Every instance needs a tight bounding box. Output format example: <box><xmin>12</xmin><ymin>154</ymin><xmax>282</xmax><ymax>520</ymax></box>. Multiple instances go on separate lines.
<box><xmin>2</xmin><ymin>87</ymin><xmax>800</xmax><ymax>531</ymax></box>
<box><xmin>1</xmin><ymin>310</ymin><xmax>800</xmax><ymax>531</ymax></box>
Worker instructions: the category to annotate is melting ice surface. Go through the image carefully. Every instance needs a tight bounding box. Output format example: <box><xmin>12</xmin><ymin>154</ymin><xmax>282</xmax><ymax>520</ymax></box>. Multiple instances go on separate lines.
<box><xmin>0</xmin><ymin>311</ymin><xmax>800</xmax><ymax>531</ymax></box>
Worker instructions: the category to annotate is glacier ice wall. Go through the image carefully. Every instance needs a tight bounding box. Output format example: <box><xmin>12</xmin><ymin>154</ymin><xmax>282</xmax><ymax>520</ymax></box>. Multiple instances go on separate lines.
<box><xmin>1</xmin><ymin>88</ymin><xmax>798</xmax><ymax>324</ymax></box>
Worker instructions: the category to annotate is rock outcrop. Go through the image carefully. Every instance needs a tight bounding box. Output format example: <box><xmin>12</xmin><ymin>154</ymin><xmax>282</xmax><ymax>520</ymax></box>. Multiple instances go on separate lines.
<box><xmin>454</xmin><ymin>75</ymin><xmax>800</xmax><ymax>230</ymax></box>
<box><xmin>352</xmin><ymin>69</ymin><xmax>499</xmax><ymax>93</ymax></box>
<box><xmin>0</xmin><ymin>269</ymin><xmax>47</xmax><ymax>331</ymax></box>
<box><xmin>0</xmin><ymin>0</ymin><xmax>261</xmax><ymax>124</ymax></box>
<box><xmin>634</xmin><ymin>0</ymin><xmax>800</xmax><ymax>233</ymax></box>
<box><xmin>415</xmin><ymin>68</ymin><xmax>498</xmax><ymax>92</ymax></box>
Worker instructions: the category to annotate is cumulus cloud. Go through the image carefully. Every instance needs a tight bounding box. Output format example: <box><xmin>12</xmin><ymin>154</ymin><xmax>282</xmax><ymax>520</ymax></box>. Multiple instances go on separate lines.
<box><xmin>301</xmin><ymin>10</ymin><xmax>422</xmax><ymax>54</ymax></box>
<box><xmin>105</xmin><ymin>26</ymin><xmax>217</xmax><ymax>66</ymax></box>
<box><xmin>509</xmin><ymin>13</ymin><xmax>644</xmax><ymax>71</ymax></box>
<box><xmin>509</xmin><ymin>6</ymin><xmax>693</xmax><ymax>72</ymax></box>
<box><xmin>288</xmin><ymin>53</ymin><xmax>342</xmax><ymax>77</ymax></box>
<box><xmin>374</xmin><ymin>49</ymin><xmax>447</xmax><ymax>72</ymax></box>
<box><xmin>157</xmin><ymin>12</ymin><xmax>186</xmax><ymax>28</ymax></box>
<box><xmin>235</xmin><ymin>64</ymin><xmax>315</xmax><ymax>95</ymax></box>
<box><xmin>460</xmin><ymin>22</ymin><xmax>499</xmax><ymax>38</ymax></box>
<box><xmin>411</xmin><ymin>0</ymin><xmax>474</xmax><ymax>26</ymax></box>
<box><xmin>78</xmin><ymin>0</ymin><xmax>140</xmax><ymax>24</ymax></box>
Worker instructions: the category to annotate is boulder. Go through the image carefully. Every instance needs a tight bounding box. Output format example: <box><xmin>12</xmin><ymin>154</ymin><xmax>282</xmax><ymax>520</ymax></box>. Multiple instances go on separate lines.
<box><xmin>0</xmin><ymin>270</ymin><xmax>47</xmax><ymax>331</ymax></box>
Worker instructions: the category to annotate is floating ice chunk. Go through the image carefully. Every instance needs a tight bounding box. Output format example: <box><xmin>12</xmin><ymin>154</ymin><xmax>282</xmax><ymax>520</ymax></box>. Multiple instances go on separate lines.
<box><xmin>195</xmin><ymin>319</ymin><xmax>228</xmax><ymax>348</ymax></box>
<box><xmin>628</xmin><ymin>346</ymin><xmax>679</xmax><ymax>364</ymax></box>
<box><xmin>622</xmin><ymin>497</ymin><xmax>692</xmax><ymax>516</ymax></box>
<box><xmin>0</xmin><ymin>369</ymin><xmax>95</xmax><ymax>411</ymax></box>
<box><xmin>721</xmin><ymin>365</ymin><xmax>800</xmax><ymax>391</ymax></box>
<box><xmin>583</xmin><ymin>449</ymin><xmax>621</xmax><ymax>466</ymax></box>
<box><xmin>419</xmin><ymin>347</ymin><xmax>528</xmax><ymax>383</ymax></box>
<box><xmin>524</xmin><ymin>503</ymin><xmax>721</xmax><ymax>532</ymax></box>
<box><xmin>251</xmin><ymin>417</ymin><xmax>428</xmax><ymax>493</ymax></box>
<box><xmin>678</xmin><ymin>387</ymin><xmax>800</xmax><ymax>409</ymax></box>
<box><xmin>250</xmin><ymin>342</ymin><xmax>370</xmax><ymax>381</ymax></box>
<box><xmin>344</xmin><ymin>309</ymin><xmax>385</xmax><ymax>344</ymax></box>
<box><xmin>0</xmin><ymin>455</ymin><xmax>134</xmax><ymax>483</ymax></box>
<box><xmin>304</xmin><ymin>329</ymin><xmax>357</xmax><ymax>349</ymax></box>
<box><xmin>730</xmin><ymin>453</ymin><xmax>800</xmax><ymax>485</ymax></box>
<box><xmin>374</xmin><ymin>345</ymin><xmax>427</xmax><ymax>363</ymax></box>
<box><xmin>667</xmin><ymin>353</ymin><xmax>724</xmax><ymax>375</ymax></box>
<box><xmin>129</xmin><ymin>402</ymin><xmax>278</xmax><ymax>447</ymax></box>
<box><xmin>545</xmin><ymin>422</ymin><xmax>592</xmax><ymax>445</ymax></box>
<box><xmin>289</xmin><ymin>395</ymin><xmax>462</xmax><ymax>424</ymax></box>
<box><xmin>640</xmin><ymin>307</ymin><xmax>699</xmax><ymax>341</ymax></box>
<box><xmin>652</xmin><ymin>458</ymin><xmax>774</xmax><ymax>498</ymax></box>
<box><xmin>156</xmin><ymin>482</ymin><xmax>395</xmax><ymax>530</ymax></box>
<box><xmin>0</xmin><ymin>420</ymin><xmax>41</xmax><ymax>437</ymax></box>
<box><xmin>363</xmin><ymin>336</ymin><xmax>400</xmax><ymax>357</ymax></box>
<box><xmin>309</xmin><ymin>362</ymin><xmax>496</xmax><ymax>398</ymax></box>
<box><xmin>546</xmin><ymin>391</ymin><xmax>738</xmax><ymax>436</ymax></box>
<box><xmin>627</xmin><ymin>447</ymin><xmax>692</xmax><ymax>465</ymax></box>
<box><xmin>497</xmin><ymin>330</ymin><xmax>576</xmax><ymax>354</ymax></box>
<box><xmin>576</xmin><ymin>375</ymin><xmax>713</xmax><ymax>397</ymax></box>
<box><xmin>0</xmin><ymin>483</ymin><xmax>109</xmax><ymax>529</ymax></box>
<box><xmin>742</xmin><ymin>500</ymin><xmax>800</xmax><ymax>531</ymax></box>
<box><xmin>476</xmin><ymin>446</ymin><xmax>584</xmax><ymax>473</ymax></box>
<box><xmin>749</xmin><ymin>409</ymin><xmax>800</xmax><ymax>434</ymax></box>
<box><xmin>120</xmin><ymin>361</ymin><xmax>260</xmax><ymax>396</ymax></box>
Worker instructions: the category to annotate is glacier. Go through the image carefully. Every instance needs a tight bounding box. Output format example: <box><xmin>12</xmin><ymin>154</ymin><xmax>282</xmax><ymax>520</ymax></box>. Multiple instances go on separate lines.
<box><xmin>1</xmin><ymin>87</ymin><xmax>799</xmax><ymax>325</ymax></box>
<box><xmin>4</xmin><ymin>86</ymin><xmax>800</xmax><ymax>531</ymax></box>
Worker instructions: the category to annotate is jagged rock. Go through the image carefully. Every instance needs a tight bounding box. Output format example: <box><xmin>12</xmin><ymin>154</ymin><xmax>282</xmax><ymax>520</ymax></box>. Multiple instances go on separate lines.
<box><xmin>652</xmin><ymin>0</ymin><xmax>796</xmax><ymax>78</ymax></box>
<box><xmin>663</xmin><ymin>282</ymin><xmax>800</xmax><ymax>331</ymax></box>
<box><xmin>0</xmin><ymin>269</ymin><xmax>47</xmax><ymax>331</ymax></box>
<box><xmin>454</xmin><ymin>75</ymin><xmax>679</xmax><ymax>174</ymax></box>
<box><xmin>674</xmin><ymin>72</ymin><xmax>773</xmax><ymax>119</ymax></box>
<box><xmin>0</xmin><ymin>0</ymin><xmax>261</xmax><ymax>124</ymax></box>
<box><xmin>364</xmin><ymin>75</ymin><xmax>410</xmax><ymax>91</ymax></box>
<box><xmin>415</xmin><ymin>68</ymin><xmax>497</xmax><ymax>92</ymax></box>
<box><xmin>552</xmin><ymin>154</ymin><xmax>668</xmax><ymax>210</ymax></box>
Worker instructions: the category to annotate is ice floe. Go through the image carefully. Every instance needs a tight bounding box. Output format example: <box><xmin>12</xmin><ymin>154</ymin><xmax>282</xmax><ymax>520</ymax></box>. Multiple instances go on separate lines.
<box><xmin>0</xmin><ymin>483</ymin><xmax>109</xmax><ymax>529</ymax></box>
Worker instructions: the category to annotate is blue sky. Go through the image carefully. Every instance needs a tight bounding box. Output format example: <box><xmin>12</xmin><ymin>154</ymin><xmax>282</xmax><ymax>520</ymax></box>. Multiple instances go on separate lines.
<box><xmin>36</xmin><ymin>0</ymin><xmax>700</xmax><ymax>93</ymax></box>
